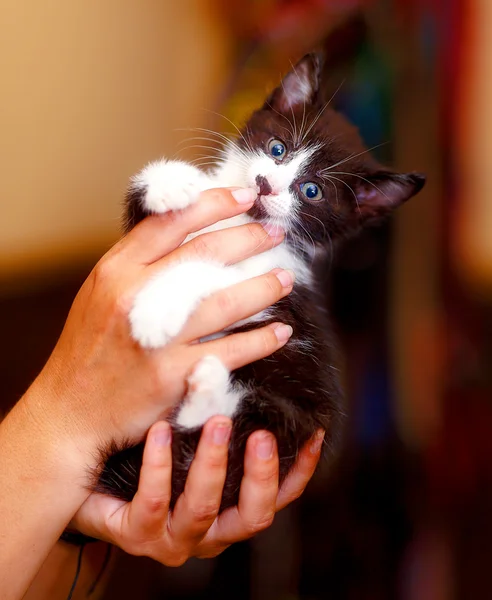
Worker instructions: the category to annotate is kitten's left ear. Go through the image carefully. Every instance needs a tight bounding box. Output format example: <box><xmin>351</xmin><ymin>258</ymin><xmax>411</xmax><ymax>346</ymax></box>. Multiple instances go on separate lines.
<box><xmin>355</xmin><ymin>171</ymin><xmax>426</xmax><ymax>221</ymax></box>
<box><xmin>265</xmin><ymin>53</ymin><xmax>322</xmax><ymax>115</ymax></box>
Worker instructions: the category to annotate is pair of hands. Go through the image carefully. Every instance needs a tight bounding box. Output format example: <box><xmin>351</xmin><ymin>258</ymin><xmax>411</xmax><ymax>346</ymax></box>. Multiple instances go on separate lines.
<box><xmin>40</xmin><ymin>187</ymin><xmax>322</xmax><ymax>565</ymax></box>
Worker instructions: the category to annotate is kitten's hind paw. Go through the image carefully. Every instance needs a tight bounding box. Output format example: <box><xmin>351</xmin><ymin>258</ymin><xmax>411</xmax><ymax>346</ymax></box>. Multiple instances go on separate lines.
<box><xmin>176</xmin><ymin>355</ymin><xmax>243</xmax><ymax>429</ymax></box>
<box><xmin>130</xmin><ymin>160</ymin><xmax>210</xmax><ymax>214</ymax></box>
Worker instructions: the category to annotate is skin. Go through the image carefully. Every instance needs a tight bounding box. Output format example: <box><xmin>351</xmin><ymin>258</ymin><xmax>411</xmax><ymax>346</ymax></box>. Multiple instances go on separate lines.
<box><xmin>0</xmin><ymin>187</ymin><xmax>323</xmax><ymax>600</ymax></box>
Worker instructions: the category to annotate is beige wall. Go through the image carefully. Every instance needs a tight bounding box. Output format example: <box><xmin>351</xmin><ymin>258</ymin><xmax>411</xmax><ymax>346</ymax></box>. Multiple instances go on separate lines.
<box><xmin>0</xmin><ymin>0</ymin><xmax>230</xmax><ymax>278</ymax></box>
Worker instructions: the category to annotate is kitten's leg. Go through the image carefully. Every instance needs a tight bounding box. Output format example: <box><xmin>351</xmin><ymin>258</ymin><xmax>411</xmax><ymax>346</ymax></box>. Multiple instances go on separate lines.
<box><xmin>175</xmin><ymin>355</ymin><xmax>244</xmax><ymax>429</ymax></box>
<box><xmin>127</xmin><ymin>160</ymin><xmax>213</xmax><ymax>219</ymax></box>
<box><xmin>130</xmin><ymin>261</ymin><xmax>243</xmax><ymax>349</ymax></box>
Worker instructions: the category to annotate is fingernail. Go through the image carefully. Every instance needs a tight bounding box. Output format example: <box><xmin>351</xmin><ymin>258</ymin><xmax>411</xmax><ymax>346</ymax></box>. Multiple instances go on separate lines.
<box><xmin>263</xmin><ymin>223</ymin><xmax>285</xmax><ymax>238</ymax></box>
<box><xmin>231</xmin><ymin>188</ymin><xmax>256</xmax><ymax>204</ymax></box>
<box><xmin>272</xmin><ymin>323</ymin><xmax>293</xmax><ymax>342</ymax></box>
<box><xmin>256</xmin><ymin>432</ymin><xmax>274</xmax><ymax>460</ymax></box>
<box><xmin>154</xmin><ymin>426</ymin><xmax>171</xmax><ymax>447</ymax></box>
<box><xmin>310</xmin><ymin>430</ymin><xmax>325</xmax><ymax>454</ymax></box>
<box><xmin>275</xmin><ymin>269</ymin><xmax>295</xmax><ymax>288</ymax></box>
<box><xmin>212</xmin><ymin>422</ymin><xmax>232</xmax><ymax>445</ymax></box>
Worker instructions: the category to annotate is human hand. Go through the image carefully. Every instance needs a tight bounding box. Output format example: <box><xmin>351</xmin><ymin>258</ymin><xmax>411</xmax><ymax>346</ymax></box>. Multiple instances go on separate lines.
<box><xmin>72</xmin><ymin>419</ymin><xmax>325</xmax><ymax>565</ymax></box>
<box><xmin>26</xmin><ymin>187</ymin><xmax>293</xmax><ymax>473</ymax></box>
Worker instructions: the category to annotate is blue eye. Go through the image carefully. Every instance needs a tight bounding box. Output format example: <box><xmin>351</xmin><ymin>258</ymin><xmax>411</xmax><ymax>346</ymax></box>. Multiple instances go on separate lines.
<box><xmin>268</xmin><ymin>139</ymin><xmax>286</xmax><ymax>160</ymax></box>
<box><xmin>300</xmin><ymin>182</ymin><xmax>323</xmax><ymax>201</ymax></box>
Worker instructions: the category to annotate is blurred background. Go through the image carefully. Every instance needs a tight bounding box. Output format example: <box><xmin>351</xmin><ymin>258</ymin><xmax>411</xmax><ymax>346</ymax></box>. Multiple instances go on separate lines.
<box><xmin>2</xmin><ymin>0</ymin><xmax>492</xmax><ymax>598</ymax></box>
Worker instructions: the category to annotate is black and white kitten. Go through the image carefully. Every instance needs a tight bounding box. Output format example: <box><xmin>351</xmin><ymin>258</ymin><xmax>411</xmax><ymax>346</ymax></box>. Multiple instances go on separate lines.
<box><xmin>96</xmin><ymin>53</ymin><xmax>425</xmax><ymax>510</ymax></box>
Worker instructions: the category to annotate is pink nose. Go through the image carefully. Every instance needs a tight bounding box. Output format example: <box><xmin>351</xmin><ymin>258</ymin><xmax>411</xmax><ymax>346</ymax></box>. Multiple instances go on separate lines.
<box><xmin>255</xmin><ymin>175</ymin><xmax>272</xmax><ymax>197</ymax></box>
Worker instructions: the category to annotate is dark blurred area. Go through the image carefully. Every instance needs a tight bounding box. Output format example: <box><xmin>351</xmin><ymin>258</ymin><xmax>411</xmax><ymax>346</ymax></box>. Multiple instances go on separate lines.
<box><xmin>2</xmin><ymin>1</ymin><xmax>492</xmax><ymax>599</ymax></box>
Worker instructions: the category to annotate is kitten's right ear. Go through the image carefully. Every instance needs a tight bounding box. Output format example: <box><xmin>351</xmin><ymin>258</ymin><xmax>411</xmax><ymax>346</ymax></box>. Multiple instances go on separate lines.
<box><xmin>264</xmin><ymin>53</ymin><xmax>322</xmax><ymax>115</ymax></box>
<box><xmin>355</xmin><ymin>171</ymin><xmax>426</xmax><ymax>222</ymax></box>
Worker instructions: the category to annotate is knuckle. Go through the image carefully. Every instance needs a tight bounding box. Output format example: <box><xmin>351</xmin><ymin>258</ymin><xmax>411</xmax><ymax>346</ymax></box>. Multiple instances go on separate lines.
<box><xmin>245</xmin><ymin>513</ymin><xmax>275</xmax><ymax>536</ymax></box>
<box><xmin>190</xmin><ymin>234</ymin><xmax>215</xmax><ymax>260</ymax></box>
<box><xmin>114</xmin><ymin>291</ymin><xmax>134</xmax><ymax>317</ymax></box>
<box><xmin>224</xmin><ymin>336</ymin><xmax>243</xmax><ymax>362</ymax></box>
<box><xmin>92</xmin><ymin>257</ymin><xmax>116</xmax><ymax>287</ymax></box>
<box><xmin>254</xmin><ymin>467</ymin><xmax>279</xmax><ymax>487</ymax></box>
<box><xmin>215</xmin><ymin>288</ymin><xmax>235</xmax><ymax>316</ymax></box>
<box><xmin>282</xmin><ymin>487</ymin><xmax>305</xmax><ymax>505</ymax></box>
<box><xmin>245</xmin><ymin>222</ymin><xmax>265</xmax><ymax>242</ymax></box>
<box><xmin>281</xmin><ymin>485</ymin><xmax>306</xmax><ymax>505</ymax></box>
<box><xmin>204</xmin><ymin>187</ymin><xmax>230</xmax><ymax>205</ymax></box>
<box><xmin>262</xmin><ymin>273</ymin><xmax>282</xmax><ymax>298</ymax></box>
<box><xmin>259</xmin><ymin>327</ymin><xmax>278</xmax><ymax>354</ymax></box>
<box><xmin>144</xmin><ymin>495</ymin><xmax>170</xmax><ymax>514</ymax></box>
<box><xmin>189</xmin><ymin>501</ymin><xmax>220</xmax><ymax>525</ymax></box>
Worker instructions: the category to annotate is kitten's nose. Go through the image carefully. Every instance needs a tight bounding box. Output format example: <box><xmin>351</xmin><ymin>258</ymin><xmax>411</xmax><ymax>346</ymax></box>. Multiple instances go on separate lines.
<box><xmin>255</xmin><ymin>175</ymin><xmax>272</xmax><ymax>197</ymax></box>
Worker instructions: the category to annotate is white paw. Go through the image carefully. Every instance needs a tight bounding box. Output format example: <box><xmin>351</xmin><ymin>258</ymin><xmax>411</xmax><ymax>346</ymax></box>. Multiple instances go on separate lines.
<box><xmin>176</xmin><ymin>355</ymin><xmax>243</xmax><ymax>429</ymax></box>
<box><xmin>188</xmin><ymin>355</ymin><xmax>231</xmax><ymax>395</ymax></box>
<box><xmin>131</xmin><ymin>160</ymin><xmax>209</xmax><ymax>214</ymax></box>
<box><xmin>129</xmin><ymin>261</ymin><xmax>241</xmax><ymax>350</ymax></box>
<box><xmin>129</xmin><ymin>280</ymin><xmax>192</xmax><ymax>349</ymax></box>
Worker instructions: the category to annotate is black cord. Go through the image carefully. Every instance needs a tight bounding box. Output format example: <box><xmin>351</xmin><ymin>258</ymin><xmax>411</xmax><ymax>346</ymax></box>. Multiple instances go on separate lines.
<box><xmin>87</xmin><ymin>544</ymin><xmax>112</xmax><ymax>597</ymax></box>
<box><xmin>66</xmin><ymin>542</ymin><xmax>86</xmax><ymax>600</ymax></box>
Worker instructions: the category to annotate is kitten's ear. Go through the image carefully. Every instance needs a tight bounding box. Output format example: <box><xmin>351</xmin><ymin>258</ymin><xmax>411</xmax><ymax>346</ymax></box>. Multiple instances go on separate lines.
<box><xmin>265</xmin><ymin>53</ymin><xmax>322</xmax><ymax>114</ymax></box>
<box><xmin>355</xmin><ymin>172</ymin><xmax>426</xmax><ymax>221</ymax></box>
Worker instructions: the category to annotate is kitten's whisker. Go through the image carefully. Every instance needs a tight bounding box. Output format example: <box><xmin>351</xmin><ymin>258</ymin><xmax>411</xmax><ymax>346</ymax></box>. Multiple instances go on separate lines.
<box><xmin>179</xmin><ymin>127</ymin><xmax>239</xmax><ymax>144</ymax></box>
<box><xmin>183</xmin><ymin>146</ymin><xmax>250</xmax><ymax>170</ymax></box>
<box><xmin>322</xmin><ymin>142</ymin><xmax>390</xmax><ymax>172</ymax></box>
<box><xmin>280</xmin><ymin>79</ymin><xmax>299</xmax><ymax>145</ymax></box>
<box><xmin>300</xmin><ymin>80</ymin><xmax>345</xmax><ymax>144</ymax></box>
<box><xmin>329</xmin><ymin>171</ymin><xmax>391</xmax><ymax>201</ymax></box>
<box><xmin>326</xmin><ymin>79</ymin><xmax>345</xmax><ymax>109</ymax></box>
<box><xmin>293</xmin><ymin>214</ymin><xmax>316</xmax><ymax>266</ymax></box>
<box><xmin>320</xmin><ymin>175</ymin><xmax>340</xmax><ymax>208</ymax></box>
<box><xmin>324</xmin><ymin>174</ymin><xmax>361</xmax><ymax>214</ymax></box>
<box><xmin>203</xmin><ymin>109</ymin><xmax>255</xmax><ymax>154</ymax></box>
<box><xmin>264</xmin><ymin>101</ymin><xmax>296</xmax><ymax>143</ymax></box>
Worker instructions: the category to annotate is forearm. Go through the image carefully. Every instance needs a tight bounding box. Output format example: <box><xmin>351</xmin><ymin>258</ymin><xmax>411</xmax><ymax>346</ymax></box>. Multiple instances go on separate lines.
<box><xmin>23</xmin><ymin>541</ymin><xmax>111</xmax><ymax>600</ymax></box>
<box><xmin>0</xmin><ymin>380</ymin><xmax>96</xmax><ymax>600</ymax></box>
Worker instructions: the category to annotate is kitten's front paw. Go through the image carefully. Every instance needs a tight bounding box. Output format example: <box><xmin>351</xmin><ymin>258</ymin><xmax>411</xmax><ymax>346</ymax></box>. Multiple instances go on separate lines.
<box><xmin>129</xmin><ymin>287</ymin><xmax>188</xmax><ymax>349</ymax></box>
<box><xmin>129</xmin><ymin>261</ymin><xmax>237</xmax><ymax>350</ymax></box>
<box><xmin>131</xmin><ymin>160</ymin><xmax>209</xmax><ymax>214</ymax></box>
<box><xmin>129</xmin><ymin>269</ymin><xmax>195</xmax><ymax>349</ymax></box>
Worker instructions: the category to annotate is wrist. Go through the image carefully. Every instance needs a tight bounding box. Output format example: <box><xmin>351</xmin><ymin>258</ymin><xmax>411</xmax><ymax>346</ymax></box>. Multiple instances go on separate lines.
<box><xmin>20</xmin><ymin>369</ymin><xmax>103</xmax><ymax>485</ymax></box>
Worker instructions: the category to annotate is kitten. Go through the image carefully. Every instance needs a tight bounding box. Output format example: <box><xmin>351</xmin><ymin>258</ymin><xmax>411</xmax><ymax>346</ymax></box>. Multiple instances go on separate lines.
<box><xmin>96</xmin><ymin>53</ymin><xmax>425</xmax><ymax>511</ymax></box>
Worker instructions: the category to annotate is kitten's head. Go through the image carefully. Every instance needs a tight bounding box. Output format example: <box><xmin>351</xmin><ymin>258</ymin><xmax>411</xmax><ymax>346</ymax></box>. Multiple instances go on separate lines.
<box><xmin>223</xmin><ymin>53</ymin><xmax>425</xmax><ymax>249</ymax></box>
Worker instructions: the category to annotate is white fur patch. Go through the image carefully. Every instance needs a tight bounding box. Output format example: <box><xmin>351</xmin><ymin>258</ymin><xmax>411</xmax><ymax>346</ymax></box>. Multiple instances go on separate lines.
<box><xmin>129</xmin><ymin>260</ymin><xmax>243</xmax><ymax>349</ymax></box>
<box><xmin>131</xmin><ymin>160</ymin><xmax>212</xmax><ymax>213</ymax></box>
<box><xmin>176</xmin><ymin>355</ymin><xmax>244</xmax><ymax>428</ymax></box>
<box><xmin>247</xmin><ymin>148</ymin><xmax>316</xmax><ymax>197</ymax></box>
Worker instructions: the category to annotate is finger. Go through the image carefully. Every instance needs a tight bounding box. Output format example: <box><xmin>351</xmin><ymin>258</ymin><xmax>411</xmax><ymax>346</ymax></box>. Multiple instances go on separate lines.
<box><xmin>149</xmin><ymin>322</ymin><xmax>291</xmax><ymax>405</ymax></box>
<box><xmin>111</xmin><ymin>187</ymin><xmax>257</xmax><ymax>266</ymax></box>
<box><xmin>170</xmin><ymin>417</ymin><xmax>231</xmax><ymax>545</ymax></box>
<box><xmin>126</xmin><ymin>421</ymin><xmax>173</xmax><ymax>539</ymax></box>
<box><xmin>276</xmin><ymin>430</ymin><xmax>325</xmax><ymax>511</ymax></box>
<box><xmin>178</xmin><ymin>269</ymin><xmax>294</xmax><ymax>343</ymax></box>
<box><xmin>147</xmin><ymin>222</ymin><xmax>284</xmax><ymax>279</ymax></box>
<box><xmin>70</xmin><ymin>494</ymin><xmax>126</xmax><ymax>544</ymax></box>
<box><xmin>191</xmin><ymin>321</ymin><xmax>293</xmax><ymax>372</ymax></box>
<box><xmin>209</xmin><ymin>431</ymin><xmax>279</xmax><ymax>544</ymax></box>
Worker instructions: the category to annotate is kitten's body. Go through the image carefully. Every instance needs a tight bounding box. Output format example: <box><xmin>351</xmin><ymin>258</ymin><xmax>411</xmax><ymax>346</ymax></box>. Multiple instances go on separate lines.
<box><xmin>97</xmin><ymin>54</ymin><xmax>425</xmax><ymax>510</ymax></box>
